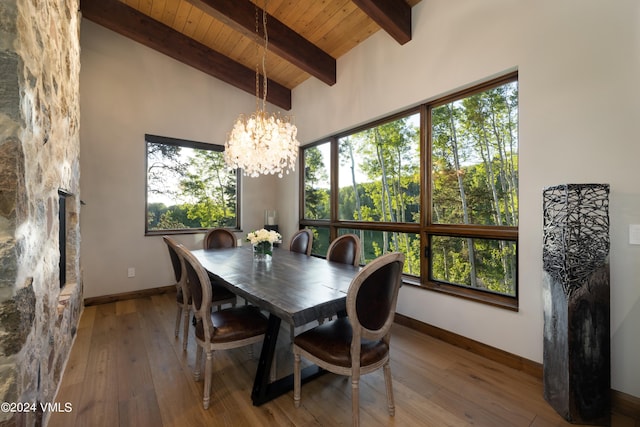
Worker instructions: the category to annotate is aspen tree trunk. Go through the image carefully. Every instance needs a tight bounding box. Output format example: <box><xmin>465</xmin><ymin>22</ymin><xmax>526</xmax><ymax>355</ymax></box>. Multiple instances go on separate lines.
<box><xmin>447</xmin><ymin>105</ymin><xmax>477</xmax><ymax>287</ymax></box>
<box><xmin>347</xmin><ymin>139</ymin><xmax>362</xmax><ymax>220</ymax></box>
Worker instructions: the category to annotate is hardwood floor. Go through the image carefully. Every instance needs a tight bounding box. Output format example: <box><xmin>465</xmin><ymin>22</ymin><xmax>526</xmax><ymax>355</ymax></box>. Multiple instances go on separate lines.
<box><xmin>49</xmin><ymin>293</ymin><xmax>637</xmax><ymax>426</ymax></box>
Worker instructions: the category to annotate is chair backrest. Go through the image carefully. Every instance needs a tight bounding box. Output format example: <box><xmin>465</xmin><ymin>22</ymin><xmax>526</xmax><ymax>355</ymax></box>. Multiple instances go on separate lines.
<box><xmin>163</xmin><ymin>235</ymin><xmax>188</xmax><ymax>295</ymax></box>
<box><xmin>346</xmin><ymin>252</ymin><xmax>405</xmax><ymax>345</ymax></box>
<box><xmin>326</xmin><ymin>234</ymin><xmax>361</xmax><ymax>266</ymax></box>
<box><xmin>203</xmin><ymin>228</ymin><xmax>236</xmax><ymax>249</ymax></box>
<box><xmin>289</xmin><ymin>229</ymin><xmax>313</xmax><ymax>256</ymax></box>
<box><xmin>175</xmin><ymin>244</ymin><xmax>215</xmax><ymax>341</ymax></box>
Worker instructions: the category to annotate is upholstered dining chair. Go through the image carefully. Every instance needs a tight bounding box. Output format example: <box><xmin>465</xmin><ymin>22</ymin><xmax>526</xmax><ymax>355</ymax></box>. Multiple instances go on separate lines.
<box><xmin>288</xmin><ymin>229</ymin><xmax>314</xmax><ymax>342</ymax></box>
<box><xmin>293</xmin><ymin>252</ymin><xmax>405</xmax><ymax>427</ymax></box>
<box><xmin>289</xmin><ymin>228</ymin><xmax>313</xmax><ymax>256</ymax></box>
<box><xmin>164</xmin><ymin>234</ymin><xmax>238</xmax><ymax>351</ymax></box>
<box><xmin>203</xmin><ymin>228</ymin><xmax>238</xmax><ymax>310</ymax></box>
<box><xmin>326</xmin><ymin>233</ymin><xmax>361</xmax><ymax>266</ymax></box>
<box><xmin>321</xmin><ymin>233</ymin><xmax>362</xmax><ymax>323</ymax></box>
<box><xmin>177</xmin><ymin>244</ymin><xmax>269</xmax><ymax>409</ymax></box>
<box><xmin>163</xmin><ymin>236</ymin><xmax>192</xmax><ymax>351</ymax></box>
<box><xmin>203</xmin><ymin>227</ymin><xmax>236</xmax><ymax>249</ymax></box>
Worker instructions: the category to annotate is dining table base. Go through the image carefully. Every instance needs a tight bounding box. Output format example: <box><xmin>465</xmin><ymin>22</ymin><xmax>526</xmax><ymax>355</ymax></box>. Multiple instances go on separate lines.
<box><xmin>251</xmin><ymin>314</ymin><xmax>327</xmax><ymax>406</ymax></box>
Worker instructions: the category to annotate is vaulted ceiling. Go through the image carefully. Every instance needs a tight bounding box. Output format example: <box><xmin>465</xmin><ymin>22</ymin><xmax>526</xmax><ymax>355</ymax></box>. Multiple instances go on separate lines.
<box><xmin>80</xmin><ymin>0</ymin><xmax>421</xmax><ymax>110</ymax></box>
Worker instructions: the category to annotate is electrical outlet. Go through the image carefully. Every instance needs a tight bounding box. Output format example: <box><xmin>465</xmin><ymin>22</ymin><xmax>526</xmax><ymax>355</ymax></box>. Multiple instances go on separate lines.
<box><xmin>127</xmin><ymin>267</ymin><xmax>135</xmax><ymax>278</ymax></box>
<box><xmin>630</xmin><ymin>224</ymin><xmax>640</xmax><ymax>245</ymax></box>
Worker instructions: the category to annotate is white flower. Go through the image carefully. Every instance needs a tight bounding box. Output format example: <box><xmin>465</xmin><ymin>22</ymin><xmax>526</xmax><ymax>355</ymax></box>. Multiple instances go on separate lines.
<box><xmin>246</xmin><ymin>228</ymin><xmax>282</xmax><ymax>245</ymax></box>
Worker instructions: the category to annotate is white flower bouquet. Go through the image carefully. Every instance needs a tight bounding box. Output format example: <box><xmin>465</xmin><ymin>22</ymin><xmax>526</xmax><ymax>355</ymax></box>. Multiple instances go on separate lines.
<box><xmin>247</xmin><ymin>228</ymin><xmax>281</xmax><ymax>257</ymax></box>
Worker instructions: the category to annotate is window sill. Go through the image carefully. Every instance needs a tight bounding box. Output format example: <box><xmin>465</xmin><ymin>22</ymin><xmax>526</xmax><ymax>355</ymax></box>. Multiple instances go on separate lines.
<box><xmin>403</xmin><ymin>279</ymin><xmax>519</xmax><ymax>312</ymax></box>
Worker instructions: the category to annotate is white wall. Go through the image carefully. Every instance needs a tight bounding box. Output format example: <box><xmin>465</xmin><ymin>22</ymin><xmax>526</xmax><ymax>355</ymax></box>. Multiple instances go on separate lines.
<box><xmin>79</xmin><ymin>20</ymin><xmax>278</xmax><ymax>299</ymax></box>
<box><xmin>284</xmin><ymin>0</ymin><xmax>640</xmax><ymax>398</ymax></box>
<box><xmin>79</xmin><ymin>0</ymin><xmax>640</xmax><ymax>398</ymax></box>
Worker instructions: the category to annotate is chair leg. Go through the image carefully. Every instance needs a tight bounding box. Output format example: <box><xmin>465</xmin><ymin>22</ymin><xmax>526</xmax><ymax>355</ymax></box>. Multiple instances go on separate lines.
<box><xmin>182</xmin><ymin>308</ymin><xmax>190</xmax><ymax>351</ymax></box>
<box><xmin>203</xmin><ymin>349</ymin><xmax>213</xmax><ymax>409</ymax></box>
<box><xmin>194</xmin><ymin>345</ymin><xmax>203</xmax><ymax>381</ymax></box>
<box><xmin>293</xmin><ymin>352</ymin><xmax>301</xmax><ymax>408</ymax></box>
<box><xmin>383</xmin><ymin>361</ymin><xmax>395</xmax><ymax>416</ymax></box>
<box><xmin>175</xmin><ymin>305</ymin><xmax>182</xmax><ymax>337</ymax></box>
<box><xmin>351</xmin><ymin>376</ymin><xmax>360</xmax><ymax>427</ymax></box>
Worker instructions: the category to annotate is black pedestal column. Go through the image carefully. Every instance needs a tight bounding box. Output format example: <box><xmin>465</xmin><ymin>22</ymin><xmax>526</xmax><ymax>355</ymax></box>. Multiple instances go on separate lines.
<box><xmin>542</xmin><ymin>184</ymin><xmax>610</xmax><ymax>425</ymax></box>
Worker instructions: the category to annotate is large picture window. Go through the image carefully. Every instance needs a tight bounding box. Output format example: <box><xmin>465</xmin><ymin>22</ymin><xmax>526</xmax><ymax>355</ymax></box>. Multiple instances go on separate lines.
<box><xmin>300</xmin><ymin>72</ymin><xmax>518</xmax><ymax>309</ymax></box>
<box><xmin>145</xmin><ymin>134</ymin><xmax>239</xmax><ymax>234</ymax></box>
<box><xmin>302</xmin><ymin>111</ymin><xmax>421</xmax><ymax>276</ymax></box>
<box><xmin>427</xmin><ymin>76</ymin><xmax>518</xmax><ymax>307</ymax></box>
<box><xmin>337</xmin><ymin>114</ymin><xmax>420</xmax><ymax>224</ymax></box>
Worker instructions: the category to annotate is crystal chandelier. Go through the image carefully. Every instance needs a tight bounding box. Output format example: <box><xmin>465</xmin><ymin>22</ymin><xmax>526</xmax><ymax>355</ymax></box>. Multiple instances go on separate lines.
<box><xmin>224</xmin><ymin>0</ymin><xmax>299</xmax><ymax>178</ymax></box>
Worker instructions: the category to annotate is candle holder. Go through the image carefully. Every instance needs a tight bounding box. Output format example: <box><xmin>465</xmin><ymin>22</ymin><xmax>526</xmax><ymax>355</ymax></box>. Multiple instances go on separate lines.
<box><xmin>264</xmin><ymin>210</ymin><xmax>279</xmax><ymax>242</ymax></box>
<box><xmin>264</xmin><ymin>210</ymin><xmax>278</xmax><ymax>227</ymax></box>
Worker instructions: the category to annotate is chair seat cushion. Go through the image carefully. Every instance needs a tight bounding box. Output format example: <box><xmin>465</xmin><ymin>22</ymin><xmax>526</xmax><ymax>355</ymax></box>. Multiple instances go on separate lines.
<box><xmin>294</xmin><ymin>317</ymin><xmax>388</xmax><ymax>368</ymax></box>
<box><xmin>196</xmin><ymin>306</ymin><xmax>268</xmax><ymax>343</ymax></box>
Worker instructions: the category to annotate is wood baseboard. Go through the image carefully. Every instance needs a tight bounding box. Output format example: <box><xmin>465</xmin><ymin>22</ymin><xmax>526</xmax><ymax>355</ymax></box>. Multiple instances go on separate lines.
<box><xmin>394</xmin><ymin>313</ymin><xmax>542</xmax><ymax>377</ymax></box>
<box><xmin>612</xmin><ymin>389</ymin><xmax>640</xmax><ymax>420</ymax></box>
<box><xmin>394</xmin><ymin>312</ymin><xmax>640</xmax><ymax>421</ymax></box>
<box><xmin>84</xmin><ymin>285</ymin><xmax>175</xmax><ymax>306</ymax></box>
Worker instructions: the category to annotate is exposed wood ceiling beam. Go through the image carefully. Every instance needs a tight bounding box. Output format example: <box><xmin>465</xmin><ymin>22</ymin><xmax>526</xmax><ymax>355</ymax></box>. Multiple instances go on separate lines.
<box><xmin>353</xmin><ymin>0</ymin><xmax>412</xmax><ymax>45</ymax></box>
<box><xmin>80</xmin><ymin>0</ymin><xmax>292</xmax><ymax>110</ymax></box>
<box><xmin>187</xmin><ymin>0</ymin><xmax>337</xmax><ymax>86</ymax></box>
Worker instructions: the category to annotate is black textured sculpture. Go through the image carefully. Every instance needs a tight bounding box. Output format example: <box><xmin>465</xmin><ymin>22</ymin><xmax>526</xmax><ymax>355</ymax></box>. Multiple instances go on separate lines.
<box><xmin>542</xmin><ymin>184</ymin><xmax>610</xmax><ymax>425</ymax></box>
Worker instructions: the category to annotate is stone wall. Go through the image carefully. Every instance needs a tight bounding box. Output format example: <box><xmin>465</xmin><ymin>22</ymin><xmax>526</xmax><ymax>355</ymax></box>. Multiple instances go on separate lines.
<box><xmin>0</xmin><ymin>1</ymin><xmax>82</xmax><ymax>426</ymax></box>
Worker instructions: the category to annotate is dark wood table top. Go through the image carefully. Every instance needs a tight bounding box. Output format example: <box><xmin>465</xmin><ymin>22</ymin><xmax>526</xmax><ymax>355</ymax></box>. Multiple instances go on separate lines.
<box><xmin>191</xmin><ymin>245</ymin><xmax>361</xmax><ymax>327</ymax></box>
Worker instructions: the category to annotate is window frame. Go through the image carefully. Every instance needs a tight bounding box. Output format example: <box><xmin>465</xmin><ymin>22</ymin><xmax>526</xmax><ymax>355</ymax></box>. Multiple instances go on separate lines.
<box><xmin>145</xmin><ymin>134</ymin><xmax>241</xmax><ymax>236</ymax></box>
<box><xmin>299</xmin><ymin>71</ymin><xmax>518</xmax><ymax>310</ymax></box>
<box><xmin>424</xmin><ymin>72</ymin><xmax>518</xmax><ymax>310</ymax></box>
<box><xmin>300</xmin><ymin>107</ymin><xmax>422</xmax><ymax>249</ymax></box>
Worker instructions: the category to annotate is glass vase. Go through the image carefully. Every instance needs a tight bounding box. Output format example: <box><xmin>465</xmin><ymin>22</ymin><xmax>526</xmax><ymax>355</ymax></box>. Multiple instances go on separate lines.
<box><xmin>253</xmin><ymin>241</ymin><xmax>273</xmax><ymax>262</ymax></box>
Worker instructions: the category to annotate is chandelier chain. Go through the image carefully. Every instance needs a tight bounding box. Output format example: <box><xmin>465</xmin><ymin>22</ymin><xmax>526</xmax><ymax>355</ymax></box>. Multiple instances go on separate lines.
<box><xmin>261</xmin><ymin>0</ymin><xmax>268</xmax><ymax>112</ymax></box>
<box><xmin>254</xmin><ymin>3</ymin><xmax>259</xmax><ymax>111</ymax></box>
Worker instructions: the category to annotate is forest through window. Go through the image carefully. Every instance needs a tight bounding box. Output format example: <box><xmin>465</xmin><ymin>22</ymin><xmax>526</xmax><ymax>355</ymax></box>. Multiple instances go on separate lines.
<box><xmin>301</xmin><ymin>72</ymin><xmax>518</xmax><ymax>308</ymax></box>
<box><xmin>145</xmin><ymin>134</ymin><xmax>239</xmax><ymax>234</ymax></box>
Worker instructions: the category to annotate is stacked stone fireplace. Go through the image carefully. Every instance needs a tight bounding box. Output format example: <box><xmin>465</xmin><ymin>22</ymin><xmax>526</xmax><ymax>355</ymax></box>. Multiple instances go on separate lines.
<box><xmin>1</xmin><ymin>1</ymin><xmax>83</xmax><ymax>426</ymax></box>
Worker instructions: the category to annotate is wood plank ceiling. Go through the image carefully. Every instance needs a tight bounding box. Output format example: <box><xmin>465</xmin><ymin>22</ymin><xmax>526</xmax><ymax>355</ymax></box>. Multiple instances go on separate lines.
<box><xmin>80</xmin><ymin>0</ymin><xmax>421</xmax><ymax>110</ymax></box>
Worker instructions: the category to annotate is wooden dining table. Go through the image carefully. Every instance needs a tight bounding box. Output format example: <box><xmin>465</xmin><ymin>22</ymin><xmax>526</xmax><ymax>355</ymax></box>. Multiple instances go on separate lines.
<box><xmin>190</xmin><ymin>244</ymin><xmax>361</xmax><ymax>406</ymax></box>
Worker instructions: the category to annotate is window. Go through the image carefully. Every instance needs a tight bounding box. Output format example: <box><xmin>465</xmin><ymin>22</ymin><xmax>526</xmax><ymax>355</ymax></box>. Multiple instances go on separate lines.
<box><xmin>337</xmin><ymin>114</ymin><xmax>420</xmax><ymax>224</ymax></box>
<box><xmin>302</xmin><ymin>142</ymin><xmax>331</xmax><ymax>255</ymax></box>
<box><xmin>300</xmin><ymin>72</ymin><xmax>518</xmax><ymax>309</ymax></box>
<box><xmin>426</xmin><ymin>74</ymin><xmax>518</xmax><ymax>308</ymax></box>
<box><xmin>302</xmin><ymin>111</ymin><xmax>422</xmax><ymax>277</ymax></box>
<box><xmin>303</xmin><ymin>142</ymin><xmax>331</xmax><ymax>221</ymax></box>
<box><xmin>145</xmin><ymin>134</ymin><xmax>240</xmax><ymax>234</ymax></box>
